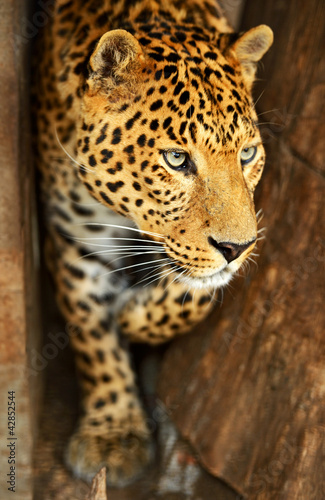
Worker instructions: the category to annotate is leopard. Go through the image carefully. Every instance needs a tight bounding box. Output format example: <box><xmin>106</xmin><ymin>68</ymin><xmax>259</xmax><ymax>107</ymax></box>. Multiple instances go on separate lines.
<box><xmin>34</xmin><ymin>0</ymin><xmax>273</xmax><ymax>487</ymax></box>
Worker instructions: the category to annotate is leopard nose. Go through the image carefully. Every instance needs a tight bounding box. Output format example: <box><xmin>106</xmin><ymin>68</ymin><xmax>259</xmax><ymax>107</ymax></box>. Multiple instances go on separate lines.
<box><xmin>208</xmin><ymin>237</ymin><xmax>256</xmax><ymax>264</ymax></box>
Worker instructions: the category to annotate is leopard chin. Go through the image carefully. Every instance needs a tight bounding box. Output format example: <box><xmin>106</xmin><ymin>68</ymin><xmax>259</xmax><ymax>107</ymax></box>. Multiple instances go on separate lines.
<box><xmin>176</xmin><ymin>263</ymin><xmax>237</xmax><ymax>291</ymax></box>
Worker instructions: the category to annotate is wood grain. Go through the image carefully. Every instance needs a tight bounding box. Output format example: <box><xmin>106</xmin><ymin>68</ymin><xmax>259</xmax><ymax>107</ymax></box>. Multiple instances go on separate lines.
<box><xmin>0</xmin><ymin>1</ymin><xmax>41</xmax><ymax>499</ymax></box>
<box><xmin>85</xmin><ymin>468</ymin><xmax>107</xmax><ymax>500</ymax></box>
<box><xmin>158</xmin><ymin>1</ymin><xmax>325</xmax><ymax>498</ymax></box>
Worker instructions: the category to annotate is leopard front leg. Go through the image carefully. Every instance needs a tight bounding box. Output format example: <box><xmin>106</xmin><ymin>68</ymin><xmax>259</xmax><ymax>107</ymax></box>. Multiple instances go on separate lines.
<box><xmin>117</xmin><ymin>273</ymin><xmax>215</xmax><ymax>344</ymax></box>
<box><xmin>51</xmin><ymin>244</ymin><xmax>153</xmax><ymax>486</ymax></box>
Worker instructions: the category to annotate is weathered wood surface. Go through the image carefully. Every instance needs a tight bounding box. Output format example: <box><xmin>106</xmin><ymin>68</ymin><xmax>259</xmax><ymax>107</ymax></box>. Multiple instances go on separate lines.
<box><xmin>158</xmin><ymin>1</ymin><xmax>325</xmax><ymax>498</ymax></box>
<box><xmin>0</xmin><ymin>1</ymin><xmax>41</xmax><ymax>499</ymax></box>
<box><xmin>86</xmin><ymin>468</ymin><xmax>107</xmax><ymax>500</ymax></box>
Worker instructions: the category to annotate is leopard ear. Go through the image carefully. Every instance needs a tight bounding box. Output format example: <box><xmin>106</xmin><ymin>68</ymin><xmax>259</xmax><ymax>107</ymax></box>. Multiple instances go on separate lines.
<box><xmin>89</xmin><ymin>29</ymin><xmax>145</xmax><ymax>88</ymax></box>
<box><xmin>226</xmin><ymin>25</ymin><xmax>273</xmax><ymax>87</ymax></box>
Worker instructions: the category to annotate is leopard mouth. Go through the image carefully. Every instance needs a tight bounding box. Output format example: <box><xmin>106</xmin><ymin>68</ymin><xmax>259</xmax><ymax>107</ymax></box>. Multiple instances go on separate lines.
<box><xmin>170</xmin><ymin>259</ymin><xmax>235</xmax><ymax>290</ymax></box>
<box><xmin>136</xmin><ymin>238</ymin><xmax>236</xmax><ymax>290</ymax></box>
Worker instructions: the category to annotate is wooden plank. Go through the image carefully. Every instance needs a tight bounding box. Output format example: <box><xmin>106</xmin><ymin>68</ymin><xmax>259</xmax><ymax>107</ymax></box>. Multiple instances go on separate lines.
<box><xmin>158</xmin><ymin>1</ymin><xmax>325</xmax><ymax>498</ymax></box>
<box><xmin>0</xmin><ymin>1</ymin><xmax>41</xmax><ymax>499</ymax></box>
<box><xmin>85</xmin><ymin>468</ymin><xmax>107</xmax><ymax>500</ymax></box>
<box><xmin>242</xmin><ymin>0</ymin><xmax>325</xmax><ymax>176</ymax></box>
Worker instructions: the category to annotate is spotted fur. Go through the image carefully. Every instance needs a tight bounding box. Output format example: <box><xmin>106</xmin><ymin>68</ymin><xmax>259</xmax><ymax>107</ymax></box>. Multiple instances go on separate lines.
<box><xmin>34</xmin><ymin>0</ymin><xmax>273</xmax><ymax>486</ymax></box>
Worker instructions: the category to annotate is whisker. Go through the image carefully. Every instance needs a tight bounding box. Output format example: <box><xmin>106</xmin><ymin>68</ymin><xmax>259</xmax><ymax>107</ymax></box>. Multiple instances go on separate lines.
<box><xmin>141</xmin><ymin>264</ymin><xmax>177</xmax><ymax>288</ymax></box>
<box><xmin>54</xmin><ymin>128</ymin><xmax>94</xmax><ymax>174</ymax></box>
<box><xmin>73</xmin><ymin>238</ymin><xmax>165</xmax><ymax>250</ymax></box>
<box><xmin>165</xmin><ymin>266</ymin><xmax>188</xmax><ymax>290</ymax></box>
<box><xmin>72</xmin><ymin>241</ymin><xmax>144</xmax><ymax>249</ymax></box>
<box><xmin>256</xmin><ymin>208</ymin><xmax>263</xmax><ymax>220</ymax></box>
<box><xmin>74</xmin><ymin>222</ymin><xmax>164</xmax><ymax>239</ymax></box>
<box><xmin>142</xmin><ymin>273</ymin><xmax>168</xmax><ymax>289</ymax></box>
<box><xmin>257</xmin><ymin>121</ymin><xmax>280</xmax><ymax>127</ymax></box>
<box><xmin>76</xmin><ymin>247</ymin><xmax>164</xmax><ymax>261</ymax></box>
<box><xmin>224</xmin><ymin>280</ymin><xmax>235</xmax><ymax>299</ymax></box>
<box><xmin>133</xmin><ymin>268</ymin><xmax>165</xmax><ymax>288</ymax></box>
<box><xmin>150</xmin><ymin>263</ymin><xmax>183</xmax><ymax>287</ymax></box>
<box><xmin>132</xmin><ymin>259</ymin><xmax>176</xmax><ymax>288</ymax></box>
<box><xmin>219</xmin><ymin>287</ymin><xmax>224</xmax><ymax>306</ymax></box>
<box><xmin>181</xmin><ymin>289</ymin><xmax>190</xmax><ymax>311</ymax></box>
<box><xmin>76</xmin><ymin>244</ymin><xmax>164</xmax><ymax>250</ymax></box>
<box><xmin>109</xmin><ymin>251</ymin><xmax>166</xmax><ymax>268</ymax></box>
<box><xmin>107</xmin><ymin>252</ymin><xmax>168</xmax><ymax>274</ymax></box>
<box><xmin>72</xmin><ymin>235</ymin><xmax>163</xmax><ymax>244</ymax></box>
<box><xmin>99</xmin><ymin>258</ymin><xmax>170</xmax><ymax>279</ymax></box>
<box><xmin>247</xmin><ymin>257</ymin><xmax>258</xmax><ymax>268</ymax></box>
<box><xmin>257</xmin><ymin>108</ymin><xmax>280</xmax><ymax>117</ymax></box>
<box><xmin>130</xmin><ymin>259</ymin><xmax>172</xmax><ymax>276</ymax></box>
<box><xmin>207</xmin><ymin>287</ymin><xmax>218</xmax><ymax>309</ymax></box>
<box><xmin>252</xmin><ymin>89</ymin><xmax>265</xmax><ymax>109</ymax></box>
<box><xmin>191</xmin><ymin>287</ymin><xmax>197</xmax><ymax>308</ymax></box>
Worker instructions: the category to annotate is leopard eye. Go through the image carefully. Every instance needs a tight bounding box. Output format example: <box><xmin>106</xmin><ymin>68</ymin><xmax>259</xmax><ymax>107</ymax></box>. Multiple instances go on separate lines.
<box><xmin>240</xmin><ymin>146</ymin><xmax>257</xmax><ymax>165</ymax></box>
<box><xmin>163</xmin><ymin>151</ymin><xmax>187</xmax><ymax>169</ymax></box>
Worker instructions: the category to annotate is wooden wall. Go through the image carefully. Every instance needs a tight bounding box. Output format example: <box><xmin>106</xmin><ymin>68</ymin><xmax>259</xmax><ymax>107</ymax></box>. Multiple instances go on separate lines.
<box><xmin>159</xmin><ymin>1</ymin><xmax>325</xmax><ymax>498</ymax></box>
<box><xmin>0</xmin><ymin>1</ymin><xmax>41</xmax><ymax>499</ymax></box>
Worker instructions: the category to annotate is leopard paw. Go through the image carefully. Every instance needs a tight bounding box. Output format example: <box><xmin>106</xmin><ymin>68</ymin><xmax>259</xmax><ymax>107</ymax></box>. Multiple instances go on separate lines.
<box><xmin>66</xmin><ymin>426</ymin><xmax>153</xmax><ymax>487</ymax></box>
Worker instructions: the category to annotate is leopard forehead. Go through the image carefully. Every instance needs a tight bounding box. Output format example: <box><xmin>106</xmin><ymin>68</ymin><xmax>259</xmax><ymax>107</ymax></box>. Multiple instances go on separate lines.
<box><xmin>87</xmin><ymin>35</ymin><xmax>256</xmax><ymax>129</ymax></box>
<box><xmin>78</xmin><ymin>36</ymin><xmax>260</xmax><ymax>194</ymax></box>
<box><xmin>79</xmin><ymin>35</ymin><xmax>259</xmax><ymax>163</ymax></box>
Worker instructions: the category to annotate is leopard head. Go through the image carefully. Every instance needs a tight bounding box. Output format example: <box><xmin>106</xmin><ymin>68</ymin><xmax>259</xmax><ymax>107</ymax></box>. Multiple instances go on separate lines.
<box><xmin>76</xmin><ymin>24</ymin><xmax>273</xmax><ymax>289</ymax></box>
